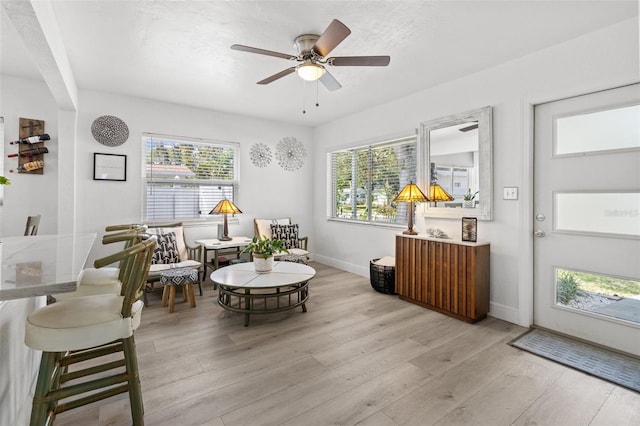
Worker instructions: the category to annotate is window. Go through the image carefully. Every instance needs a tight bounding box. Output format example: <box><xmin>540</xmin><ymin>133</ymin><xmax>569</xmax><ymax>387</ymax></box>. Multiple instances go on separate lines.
<box><xmin>435</xmin><ymin>166</ymin><xmax>471</xmax><ymax>198</ymax></box>
<box><xmin>144</xmin><ymin>133</ymin><xmax>238</xmax><ymax>221</ymax></box>
<box><xmin>329</xmin><ymin>136</ymin><xmax>417</xmax><ymax>224</ymax></box>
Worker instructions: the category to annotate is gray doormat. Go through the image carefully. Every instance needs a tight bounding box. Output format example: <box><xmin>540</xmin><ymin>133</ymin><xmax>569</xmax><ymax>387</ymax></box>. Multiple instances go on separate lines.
<box><xmin>510</xmin><ymin>328</ymin><xmax>640</xmax><ymax>393</ymax></box>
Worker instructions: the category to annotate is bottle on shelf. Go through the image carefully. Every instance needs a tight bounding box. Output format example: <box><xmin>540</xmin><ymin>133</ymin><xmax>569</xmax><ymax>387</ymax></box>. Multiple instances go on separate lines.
<box><xmin>9</xmin><ymin>134</ymin><xmax>51</xmax><ymax>145</ymax></box>
<box><xmin>7</xmin><ymin>146</ymin><xmax>49</xmax><ymax>158</ymax></box>
<box><xmin>10</xmin><ymin>160</ymin><xmax>44</xmax><ymax>173</ymax></box>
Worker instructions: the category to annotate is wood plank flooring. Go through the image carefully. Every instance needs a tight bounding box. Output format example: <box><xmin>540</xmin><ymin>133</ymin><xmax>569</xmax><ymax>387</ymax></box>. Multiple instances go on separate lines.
<box><xmin>55</xmin><ymin>262</ymin><xmax>640</xmax><ymax>425</ymax></box>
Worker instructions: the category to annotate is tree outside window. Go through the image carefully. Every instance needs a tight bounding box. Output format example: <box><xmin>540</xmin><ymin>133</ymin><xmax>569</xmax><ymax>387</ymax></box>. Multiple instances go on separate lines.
<box><xmin>144</xmin><ymin>134</ymin><xmax>238</xmax><ymax>221</ymax></box>
<box><xmin>330</xmin><ymin>136</ymin><xmax>417</xmax><ymax>225</ymax></box>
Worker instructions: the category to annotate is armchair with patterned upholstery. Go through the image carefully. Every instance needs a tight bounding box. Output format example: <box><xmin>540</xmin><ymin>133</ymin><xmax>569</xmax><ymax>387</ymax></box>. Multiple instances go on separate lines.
<box><xmin>253</xmin><ymin>218</ymin><xmax>309</xmax><ymax>262</ymax></box>
<box><xmin>145</xmin><ymin>222</ymin><xmax>203</xmax><ymax>297</ymax></box>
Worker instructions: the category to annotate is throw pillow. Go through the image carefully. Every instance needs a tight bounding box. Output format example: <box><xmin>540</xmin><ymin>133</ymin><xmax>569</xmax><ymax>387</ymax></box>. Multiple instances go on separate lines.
<box><xmin>270</xmin><ymin>224</ymin><xmax>300</xmax><ymax>249</ymax></box>
<box><xmin>147</xmin><ymin>225</ymin><xmax>188</xmax><ymax>261</ymax></box>
<box><xmin>152</xmin><ymin>232</ymin><xmax>181</xmax><ymax>264</ymax></box>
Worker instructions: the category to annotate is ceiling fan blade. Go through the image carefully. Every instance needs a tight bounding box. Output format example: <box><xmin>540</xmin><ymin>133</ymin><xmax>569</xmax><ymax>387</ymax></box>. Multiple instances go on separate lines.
<box><xmin>459</xmin><ymin>123</ymin><xmax>478</xmax><ymax>132</ymax></box>
<box><xmin>319</xmin><ymin>69</ymin><xmax>342</xmax><ymax>92</ymax></box>
<box><xmin>257</xmin><ymin>67</ymin><xmax>296</xmax><ymax>85</ymax></box>
<box><xmin>313</xmin><ymin>19</ymin><xmax>351</xmax><ymax>57</ymax></box>
<box><xmin>329</xmin><ymin>56</ymin><xmax>391</xmax><ymax>66</ymax></box>
<box><xmin>231</xmin><ymin>44</ymin><xmax>296</xmax><ymax>60</ymax></box>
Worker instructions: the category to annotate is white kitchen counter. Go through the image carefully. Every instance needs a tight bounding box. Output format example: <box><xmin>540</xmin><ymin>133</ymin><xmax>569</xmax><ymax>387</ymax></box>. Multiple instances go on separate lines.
<box><xmin>0</xmin><ymin>233</ymin><xmax>95</xmax><ymax>300</ymax></box>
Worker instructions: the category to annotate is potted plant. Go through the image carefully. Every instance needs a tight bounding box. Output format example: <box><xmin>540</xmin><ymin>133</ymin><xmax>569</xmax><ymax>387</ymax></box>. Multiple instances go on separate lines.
<box><xmin>241</xmin><ymin>236</ymin><xmax>288</xmax><ymax>273</ymax></box>
<box><xmin>463</xmin><ymin>188</ymin><xmax>478</xmax><ymax>208</ymax></box>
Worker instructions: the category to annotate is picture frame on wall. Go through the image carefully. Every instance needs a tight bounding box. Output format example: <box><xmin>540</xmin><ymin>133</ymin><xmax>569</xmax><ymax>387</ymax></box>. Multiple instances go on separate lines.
<box><xmin>93</xmin><ymin>153</ymin><xmax>126</xmax><ymax>181</ymax></box>
<box><xmin>462</xmin><ymin>217</ymin><xmax>477</xmax><ymax>242</ymax></box>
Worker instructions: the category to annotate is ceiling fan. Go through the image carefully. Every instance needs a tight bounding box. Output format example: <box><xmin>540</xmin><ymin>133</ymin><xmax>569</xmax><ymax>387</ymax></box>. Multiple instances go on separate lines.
<box><xmin>231</xmin><ymin>19</ymin><xmax>390</xmax><ymax>92</ymax></box>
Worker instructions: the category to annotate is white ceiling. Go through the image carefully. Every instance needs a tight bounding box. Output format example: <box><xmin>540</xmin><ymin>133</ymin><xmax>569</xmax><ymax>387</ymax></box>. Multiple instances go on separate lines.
<box><xmin>2</xmin><ymin>1</ymin><xmax>637</xmax><ymax>127</ymax></box>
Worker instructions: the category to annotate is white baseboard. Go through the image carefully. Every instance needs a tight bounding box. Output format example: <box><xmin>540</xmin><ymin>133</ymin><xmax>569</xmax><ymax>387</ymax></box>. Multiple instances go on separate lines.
<box><xmin>312</xmin><ymin>254</ymin><xmax>369</xmax><ymax>278</ymax></box>
<box><xmin>489</xmin><ymin>301</ymin><xmax>521</xmax><ymax>325</ymax></box>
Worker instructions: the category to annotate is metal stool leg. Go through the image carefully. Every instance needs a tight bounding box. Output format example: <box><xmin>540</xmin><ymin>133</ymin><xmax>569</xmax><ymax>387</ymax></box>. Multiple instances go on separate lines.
<box><xmin>30</xmin><ymin>351</ymin><xmax>61</xmax><ymax>425</ymax></box>
<box><xmin>122</xmin><ymin>336</ymin><xmax>144</xmax><ymax>425</ymax></box>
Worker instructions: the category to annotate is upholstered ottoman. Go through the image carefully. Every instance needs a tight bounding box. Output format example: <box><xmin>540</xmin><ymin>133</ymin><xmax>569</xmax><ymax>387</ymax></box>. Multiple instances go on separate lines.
<box><xmin>160</xmin><ymin>268</ymin><xmax>199</xmax><ymax>313</ymax></box>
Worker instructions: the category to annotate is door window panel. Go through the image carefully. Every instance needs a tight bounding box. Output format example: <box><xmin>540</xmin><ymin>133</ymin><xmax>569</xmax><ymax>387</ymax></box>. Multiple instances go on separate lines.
<box><xmin>554</xmin><ymin>192</ymin><xmax>640</xmax><ymax>237</ymax></box>
<box><xmin>556</xmin><ymin>268</ymin><xmax>640</xmax><ymax>324</ymax></box>
<box><xmin>555</xmin><ymin>104</ymin><xmax>640</xmax><ymax>155</ymax></box>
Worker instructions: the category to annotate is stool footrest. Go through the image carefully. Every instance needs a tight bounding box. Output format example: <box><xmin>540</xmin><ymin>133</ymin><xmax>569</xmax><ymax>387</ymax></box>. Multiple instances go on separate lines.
<box><xmin>60</xmin><ymin>359</ymin><xmax>126</xmax><ymax>384</ymax></box>
<box><xmin>63</xmin><ymin>341</ymin><xmax>123</xmax><ymax>366</ymax></box>
<box><xmin>42</xmin><ymin>372</ymin><xmax>129</xmax><ymax>403</ymax></box>
<box><xmin>55</xmin><ymin>384</ymin><xmax>129</xmax><ymax>415</ymax></box>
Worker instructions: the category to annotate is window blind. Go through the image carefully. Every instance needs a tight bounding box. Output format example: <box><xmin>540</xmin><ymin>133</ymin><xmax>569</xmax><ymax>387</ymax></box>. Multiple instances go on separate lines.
<box><xmin>329</xmin><ymin>136</ymin><xmax>417</xmax><ymax>224</ymax></box>
<box><xmin>144</xmin><ymin>134</ymin><xmax>238</xmax><ymax>221</ymax></box>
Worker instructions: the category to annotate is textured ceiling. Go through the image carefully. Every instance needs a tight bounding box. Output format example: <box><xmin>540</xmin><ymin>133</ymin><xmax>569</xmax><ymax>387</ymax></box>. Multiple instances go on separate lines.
<box><xmin>2</xmin><ymin>1</ymin><xmax>637</xmax><ymax>126</ymax></box>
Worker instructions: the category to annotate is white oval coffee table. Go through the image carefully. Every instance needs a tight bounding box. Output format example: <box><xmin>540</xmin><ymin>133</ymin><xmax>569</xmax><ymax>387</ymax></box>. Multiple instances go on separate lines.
<box><xmin>210</xmin><ymin>261</ymin><xmax>316</xmax><ymax>326</ymax></box>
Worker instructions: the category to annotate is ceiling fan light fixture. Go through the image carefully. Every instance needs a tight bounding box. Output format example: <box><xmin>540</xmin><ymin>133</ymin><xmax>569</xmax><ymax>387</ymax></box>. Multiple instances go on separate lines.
<box><xmin>297</xmin><ymin>63</ymin><xmax>325</xmax><ymax>81</ymax></box>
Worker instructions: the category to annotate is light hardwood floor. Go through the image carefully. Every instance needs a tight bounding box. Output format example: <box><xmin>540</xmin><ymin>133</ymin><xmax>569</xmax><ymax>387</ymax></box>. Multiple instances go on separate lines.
<box><xmin>56</xmin><ymin>262</ymin><xmax>640</xmax><ymax>426</ymax></box>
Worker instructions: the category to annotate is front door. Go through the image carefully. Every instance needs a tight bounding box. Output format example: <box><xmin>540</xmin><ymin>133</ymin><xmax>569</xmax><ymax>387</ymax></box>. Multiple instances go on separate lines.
<box><xmin>533</xmin><ymin>84</ymin><xmax>640</xmax><ymax>355</ymax></box>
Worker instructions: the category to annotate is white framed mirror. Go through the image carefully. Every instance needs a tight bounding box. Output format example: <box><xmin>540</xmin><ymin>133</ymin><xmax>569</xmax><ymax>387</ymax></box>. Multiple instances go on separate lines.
<box><xmin>419</xmin><ymin>106</ymin><xmax>493</xmax><ymax>220</ymax></box>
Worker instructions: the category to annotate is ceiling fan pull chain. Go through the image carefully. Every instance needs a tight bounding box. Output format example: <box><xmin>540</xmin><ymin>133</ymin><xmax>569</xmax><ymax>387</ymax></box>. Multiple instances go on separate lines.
<box><xmin>302</xmin><ymin>80</ymin><xmax>307</xmax><ymax>114</ymax></box>
<box><xmin>316</xmin><ymin>80</ymin><xmax>320</xmax><ymax>107</ymax></box>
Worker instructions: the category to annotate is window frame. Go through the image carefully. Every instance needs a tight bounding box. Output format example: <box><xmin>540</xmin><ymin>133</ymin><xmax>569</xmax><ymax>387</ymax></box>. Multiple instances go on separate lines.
<box><xmin>142</xmin><ymin>132</ymin><xmax>239</xmax><ymax>222</ymax></box>
<box><xmin>327</xmin><ymin>134</ymin><xmax>418</xmax><ymax>228</ymax></box>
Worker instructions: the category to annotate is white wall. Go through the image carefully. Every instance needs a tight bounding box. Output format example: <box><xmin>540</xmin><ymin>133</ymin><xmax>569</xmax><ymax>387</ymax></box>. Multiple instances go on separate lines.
<box><xmin>1</xmin><ymin>86</ymin><xmax>314</xmax><ymax>262</ymax></box>
<box><xmin>1</xmin><ymin>76</ymin><xmax>60</xmax><ymax>236</ymax></box>
<box><xmin>74</xmin><ymin>90</ymin><xmax>314</xmax><ymax>263</ymax></box>
<box><xmin>312</xmin><ymin>17</ymin><xmax>639</xmax><ymax>325</ymax></box>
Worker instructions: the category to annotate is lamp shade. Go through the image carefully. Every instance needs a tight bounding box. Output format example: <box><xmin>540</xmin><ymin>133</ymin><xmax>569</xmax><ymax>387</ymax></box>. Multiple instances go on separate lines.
<box><xmin>394</xmin><ymin>182</ymin><xmax>429</xmax><ymax>203</ymax></box>
<box><xmin>428</xmin><ymin>183</ymin><xmax>454</xmax><ymax>202</ymax></box>
<box><xmin>209</xmin><ymin>199</ymin><xmax>242</xmax><ymax>215</ymax></box>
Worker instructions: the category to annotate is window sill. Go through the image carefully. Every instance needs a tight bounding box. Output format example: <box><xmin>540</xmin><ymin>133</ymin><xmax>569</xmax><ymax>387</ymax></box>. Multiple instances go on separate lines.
<box><xmin>327</xmin><ymin>217</ymin><xmax>406</xmax><ymax>231</ymax></box>
<box><xmin>146</xmin><ymin>217</ymin><xmax>239</xmax><ymax>227</ymax></box>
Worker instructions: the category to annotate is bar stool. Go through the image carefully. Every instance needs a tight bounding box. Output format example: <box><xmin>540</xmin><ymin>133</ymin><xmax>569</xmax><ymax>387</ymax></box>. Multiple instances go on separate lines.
<box><xmin>55</xmin><ymin>226</ymin><xmax>147</xmax><ymax>301</ymax></box>
<box><xmin>25</xmin><ymin>237</ymin><xmax>156</xmax><ymax>425</ymax></box>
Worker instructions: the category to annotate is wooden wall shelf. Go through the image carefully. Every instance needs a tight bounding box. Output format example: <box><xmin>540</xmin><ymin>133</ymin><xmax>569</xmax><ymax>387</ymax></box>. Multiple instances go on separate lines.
<box><xmin>17</xmin><ymin>117</ymin><xmax>46</xmax><ymax>174</ymax></box>
<box><xmin>18</xmin><ymin>142</ymin><xmax>45</xmax><ymax>174</ymax></box>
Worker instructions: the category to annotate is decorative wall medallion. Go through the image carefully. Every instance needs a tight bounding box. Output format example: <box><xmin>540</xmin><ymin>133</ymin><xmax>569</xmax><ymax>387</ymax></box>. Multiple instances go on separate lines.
<box><xmin>275</xmin><ymin>137</ymin><xmax>306</xmax><ymax>171</ymax></box>
<box><xmin>91</xmin><ymin>115</ymin><xmax>129</xmax><ymax>146</ymax></box>
<box><xmin>250</xmin><ymin>143</ymin><xmax>272</xmax><ymax>168</ymax></box>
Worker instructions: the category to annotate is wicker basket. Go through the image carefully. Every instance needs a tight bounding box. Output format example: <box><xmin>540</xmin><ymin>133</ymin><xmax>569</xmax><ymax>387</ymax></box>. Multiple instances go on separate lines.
<box><xmin>370</xmin><ymin>258</ymin><xmax>396</xmax><ymax>294</ymax></box>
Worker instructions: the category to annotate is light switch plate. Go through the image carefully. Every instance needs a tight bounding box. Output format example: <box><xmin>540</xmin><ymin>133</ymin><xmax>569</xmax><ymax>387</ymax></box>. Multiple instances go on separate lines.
<box><xmin>503</xmin><ymin>187</ymin><xmax>518</xmax><ymax>200</ymax></box>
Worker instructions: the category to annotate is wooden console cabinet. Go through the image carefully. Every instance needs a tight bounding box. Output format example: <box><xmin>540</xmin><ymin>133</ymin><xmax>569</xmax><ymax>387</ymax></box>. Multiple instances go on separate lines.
<box><xmin>395</xmin><ymin>235</ymin><xmax>490</xmax><ymax>323</ymax></box>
